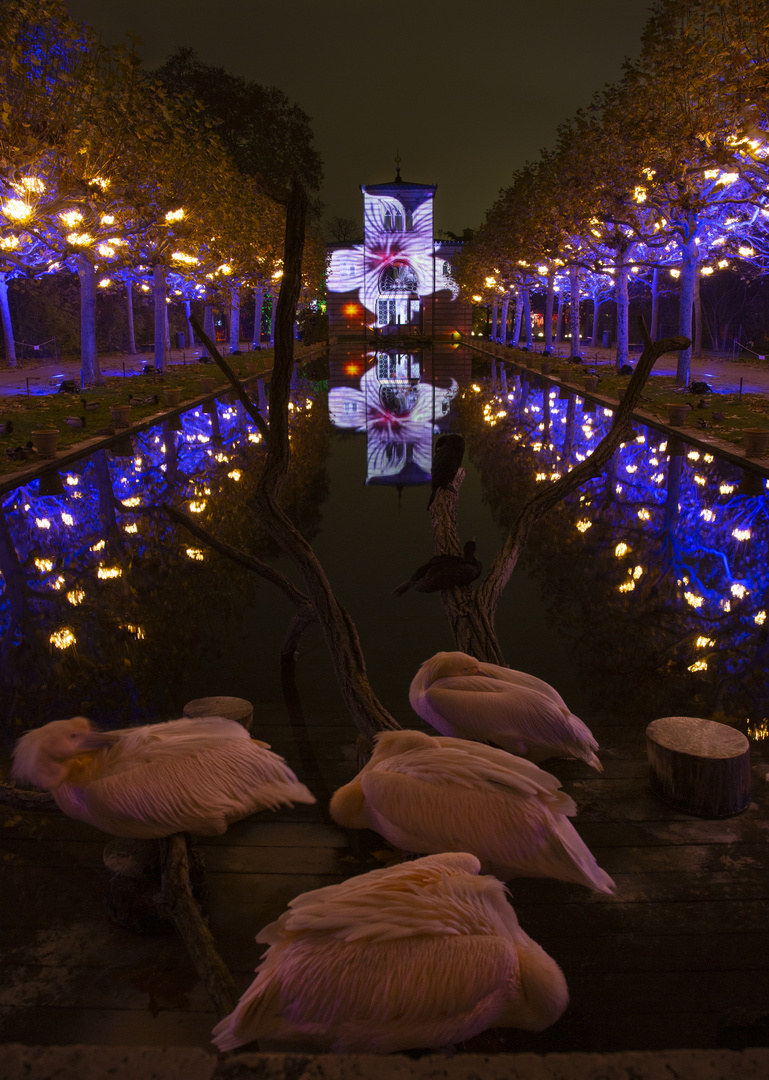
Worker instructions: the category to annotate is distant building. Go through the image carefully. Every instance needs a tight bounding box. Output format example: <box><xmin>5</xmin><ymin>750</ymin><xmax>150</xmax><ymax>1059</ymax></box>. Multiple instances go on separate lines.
<box><xmin>327</xmin><ymin>167</ymin><xmax>471</xmax><ymax>339</ymax></box>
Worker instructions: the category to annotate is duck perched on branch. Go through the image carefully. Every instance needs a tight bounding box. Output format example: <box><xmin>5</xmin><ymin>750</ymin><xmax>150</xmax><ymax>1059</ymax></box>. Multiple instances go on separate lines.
<box><xmin>12</xmin><ymin>715</ymin><xmax>315</xmax><ymax>838</ymax></box>
<box><xmin>330</xmin><ymin>730</ymin><xmax>614</xmax><ymax>893</ymax></box>
<box><xmin>211</xmin><ymin>851</ymin><xmax>568</xmax><ymax>1053</ymax></box>
<box><xmin>409</xmin><ymin>651</ymin><xmax>603</xmax><ymax>771</ymax></box>
<box><xmin>393</xmin><ymin>539</ymin><xmax>481</xmax><ymax>595</ymax></box>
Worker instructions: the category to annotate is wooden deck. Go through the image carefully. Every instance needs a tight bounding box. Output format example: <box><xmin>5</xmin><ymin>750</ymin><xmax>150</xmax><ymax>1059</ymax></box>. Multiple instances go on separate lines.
<box><xmin>2</xmin><ymin>714</ymin><xmax>769</xmax><ymax>1054</ymax></box>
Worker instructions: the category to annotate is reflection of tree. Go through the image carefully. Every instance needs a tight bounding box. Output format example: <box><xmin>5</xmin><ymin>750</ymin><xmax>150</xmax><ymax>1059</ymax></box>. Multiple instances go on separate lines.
<box><xmin>0</xmin><ymin>382</ymin><xmax>330</xmax><ymax>744</ymax></box>
<box><xmin>462</xmin><ymin>371</ymin><xmax>769</xmax><ymax>725</ymax></box>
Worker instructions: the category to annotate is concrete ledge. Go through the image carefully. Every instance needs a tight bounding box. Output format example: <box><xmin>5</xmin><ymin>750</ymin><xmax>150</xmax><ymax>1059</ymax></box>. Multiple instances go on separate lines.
<box><xmin>2</xmin><ymin>1047</ymin><xmax>769</xmax><ymax>1080</ymax></box>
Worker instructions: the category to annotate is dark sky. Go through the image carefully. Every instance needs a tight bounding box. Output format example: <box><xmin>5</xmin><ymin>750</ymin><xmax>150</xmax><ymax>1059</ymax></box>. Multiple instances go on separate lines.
<box><xmin>66</xmin><ymin>1</ymin><xmax>652</xmax><ymax>234</ymax></box>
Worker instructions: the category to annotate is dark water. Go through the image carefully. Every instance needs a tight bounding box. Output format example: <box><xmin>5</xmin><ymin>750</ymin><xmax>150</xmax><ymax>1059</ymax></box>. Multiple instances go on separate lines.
<box><xmin>1</xmin><ymin>344</ymin><xmax>768</xmax><ymax>756</ymax></box>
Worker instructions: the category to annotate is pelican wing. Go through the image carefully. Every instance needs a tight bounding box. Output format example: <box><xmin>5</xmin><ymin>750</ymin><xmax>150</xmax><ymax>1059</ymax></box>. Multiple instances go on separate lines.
<box><xmin>479</xmin><ymin>663</ymin><xmax>570</xmax><ymax>709</ymax></box>
<box><xmin>212</xmin><ymin>932</ymin><xmax>519</xmax><ymax>1053</ymax></box>
<box><xmin>59</xmin><ymin>737</ymin><xmax>314</xmax><ymax>838</ymax></box>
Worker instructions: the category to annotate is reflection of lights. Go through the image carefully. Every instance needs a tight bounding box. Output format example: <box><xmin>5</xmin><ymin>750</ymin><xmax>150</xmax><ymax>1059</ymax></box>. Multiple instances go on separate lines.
<box><xmin>248</xmin><ymin>433</ymin><xmax>261</xmax><ymax>443</ymax></box>
<box><xmin>66</xmin><ymin>476</ymin><xmax>79</xmax><ymax>487</ymax></box>
<box><xmin>535</xmin><ymin>472</ymin><xmax>548</xmax><ymax>481</ymax></box>
<box><xmin>722</xmin><ymin>599</ymin><xmax>731</xmax><ymax>612</ymax></box>
<box><xmin>619</xmin><ymin>580</ymin><xmax>635</xmax><ymax>592</ymax></box>
<box><xmin>186</xmin><ymin>548</ymin><xmax>204</xmax><ymax>560</ymax></box>
<box><xmin>748</xmin><ymin>718</ymin><xmax>769</xmax><ymax>740</ymax></box>
<box><xmin>50</xmin><ymin>628</ymin><xmax>76</xmax><ymax>649</ymax></box>
<box><xmin>228</xmin><ymin>470</ymin><xmax>242</xmax><ymax>481</ymax></box>
<box><xmin>696</xmin><ymin>636</ymin><xmax>715</xmax><ymax>648</ymax></box>
<box><xmin>67</xmin><ymin>590</ymin><xmax>85</xmax><ymax>606</ymax></box>
<box><xmin>35</xmin><ymin>518</ymin><xmax>51</xmax><ymax>529</ymax></box>
<box><xmin>122</xmin><ymin>624</ymin><xmax>145</xmax><ymax>639</ymax></box>
<box><xmin>615</xmin><ymin>485</ymin><xmax>623</xmax><ymax>495</ymax></box>
<box><xmin>731</xmin><ymin>583</ymin><xmax>748</xmax><ymax>598</ymax></box>
<box><xmin>685</xmin><ymin>592</ymin><xmax>704</xmax><ymax>608</ymax></box>
<box><xmin>51</xmin><ymin>576</ymin><xmax>65</xmax><ymax>590</ymax></box>
<box><xmin>576</xmin><ymin>520</ymin><xmax>592</xmax><ymax>532</ymax></box>
<box><xmin>688</xmin><ymin>451</ymin><xmax>700</xmax><ymax>461</ymax></box>
<box><xmin>755</xmin><ymin>611</ymin><xmax>767</xmax><ymax>625</ymax></box>
<box><xmin>720</xmin><ymin>483</ymin><xmax>735</xmax><ymax>494</ymax></box>
<box><xmin>704</xmin><ymin>454</ymin><xmax>714</xmax><ymax>463</ymax></box>
<box><xmin>91</xmin><ymin>540</ymin><xmax>106</xmax><ymax>552</ymax></box>
<box><xmin>122</xmin><ymin>497</ymin><xmax>141</xmax><ymax>507</ymax></box>
<box><xmin>688</xmin><ymin>660</ymin><xmax>708</xmax><ymax>672</ymax></box>
<box><xmin>638</xmin><ymin>509</ymin><xmax>651</xmax><ymax>521</ymax></box>
<box><xmin>633</xmin><ymin>566</ymin><xmax>643</xmax><ymax>579</ymax></box>
<box><xmin>61</xmin><ymin>513</ymin><xmax>74</xmax><ymax>526</ymax></box>
<box><xmin>124</xmin><ymin>523</ymin><xmax>138</xmax><ymax>534</ymax></box>
<box><xmin>615</xmin><ymin>543</ymin><xmax>629</xmax><ymax>557</ymax></box>
<box><xmin>626</xmin><ymin>464</ymin><xmax>638</xmax><ymax>474</ymax></box>
<box><xmin>471</xmin><ymin>384</ymin><xmax>481</xmax><ymax>393</ymax></box>
<box><xmin>732</xmin><ymin>528</ymin><xmax>751</xmax><ymax>540</ymax></box>
<box><xmin>97</xmin><ymin>566</ymin><xmax>122</xmax><ymax>579</ymax></box>
<box><xmin>694</xmin><ymin>475</ymin><xmax>706</xmax><ymax>486</ymax></box>
<box><xmin>652</xmin><ymin>473</ymin><xmax>665</xmax><ymax>484</ymax></box>
<box><xmin>35</xmin><ymin>558</ymin><xmax>54</xmax><ymax>572</ymax></box>
<box><xmin>189</xmin><ymin>501</ymin><xmax>206</xmax><ymax>513</ymax></box>
<box><xmin>215</xmin><ymin>453</ymin><xmax>228</xmax><ymax>463</ymax></box>
<box><xmin>701</xmin><ymin>509</ymin><xmax>715</xmax><ymax>521</ymax></box>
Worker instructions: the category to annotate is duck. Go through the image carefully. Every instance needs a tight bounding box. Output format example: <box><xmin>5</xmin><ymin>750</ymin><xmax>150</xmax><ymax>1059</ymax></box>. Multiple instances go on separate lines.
<box><xmin>393</xmin><ymin>539</ymin><xmax>481</xmax><ymax>595</ymax></box>
<box><xmin>409</xmin><ymin>651</ymin><xmax>603</xmax><ymax>771</ymax></box>
<box><xmin>64</xmin><ymin>415</ymin><xmax>87</xmax><ymax>428</ymax></box>
<box><xmin>12</xmin><ymin>715</ymin><xmax>316</xmax><ymax>838</ymax></box>
<box><xmin>427</xmin><ymin>432</ymin><xmax>465</xmax><ymax>509</ymax></box>
<box><xmin>211</xmin><ymin>851</ymin><xmax>569</xmax><ymax>1054</ymax></box>
<box><xmin>330</xmin><ymin>730</ymin><xmax>613</xmax><ymax>893</ymax></box>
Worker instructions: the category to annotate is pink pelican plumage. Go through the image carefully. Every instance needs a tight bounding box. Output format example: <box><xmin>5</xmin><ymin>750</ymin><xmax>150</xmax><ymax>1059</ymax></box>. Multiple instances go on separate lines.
<box><xmin>211</xmin><ymin>852</ymin><xmax>569</xmax><ymax>1053</ymax></box>
<box><xmin>12</xmin><ymin>715</ymin><xmax>315</xmax><ymax>838</ymax></box>
<box><xmin>409</xmin><ymin>651</ymin><xmax>603</xmax><ymax>771</ymax></box>
<box><xmin>330</xmin><ymin>730</ymin><xmax>614</xmax><ymax>893</ymax></box>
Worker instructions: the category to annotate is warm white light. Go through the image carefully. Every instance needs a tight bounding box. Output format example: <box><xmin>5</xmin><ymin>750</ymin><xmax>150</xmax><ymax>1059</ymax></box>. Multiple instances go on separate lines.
<box><xmin>50</xmin><ymin>628</ymin><xmax>76</xmax><ymax>649</ymax></box>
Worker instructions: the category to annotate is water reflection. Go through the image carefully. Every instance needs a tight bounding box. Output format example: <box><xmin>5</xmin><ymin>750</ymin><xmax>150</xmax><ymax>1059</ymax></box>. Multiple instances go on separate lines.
<box><xmin>328</xmin><ymin>348</ymin><xmax>459</xmax><ymax>485</ymax></box>
<box><xmin>459</xmin><ymin>372</ymin><xmax>769</xmax><ymax>731</ymax></box>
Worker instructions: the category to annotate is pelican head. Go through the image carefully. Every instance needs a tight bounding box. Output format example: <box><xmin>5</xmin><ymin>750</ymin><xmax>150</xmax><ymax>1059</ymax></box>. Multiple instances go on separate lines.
<box><xmin>420</xmin><ymin>651</ymin><xmax>485</xmax><ymax>683</ymax></box>
<box><xmin>371</xmin><ymin>730</ymin><xmax>434</xmax><ymax>761</ymax></box>
<box><xmin>12</xmin><ymin>717</ymin><xmax>119</xmax><ymax>791</ymax></box>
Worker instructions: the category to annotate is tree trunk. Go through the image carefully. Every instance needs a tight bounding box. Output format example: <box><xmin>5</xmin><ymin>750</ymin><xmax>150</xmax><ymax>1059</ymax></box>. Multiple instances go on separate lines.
<box><xmin>269</xmin><ymin>293</ymin><xmax>277</xmax><ymax>347</ymax></box>
<box><xmin>650</xmin><ymin>267</ymin><xmax>660</xmax><ymax>341</ymax></box>
<box><xmin>164</xmin><ymin>299</ymin><xmax>171</xmax><ymax>351</ymax></box>
<box><xmin>229</xmin><ymin>286</ymin><xmax>240</xmax><ymax>353</ymax></box>
<box><xmin>512</xmin><ymin>290</ymin><xmax>524</xmax><ymax>347</ymax></box>
<box><xmin>545</xmin><ymin>275</ymin><xmax>554</xmax><ymax>351</ymax></box>
<box><xmin>0</xmin><ymin>274</ymin><xmax>17</xmax><ymax>367</ymax></box>
<box><xmin>555</xmin><ymin>292</ymin><xmax>564</xmax><ymax>343</ymax></box>
<box><xmin>500</xmin><ymin>294</ymin><xmax>510</xmax><ymax>345</ymax></box>
<box><xmin>569</xmin><ymin>265</ymin><xmax>581</xmax><ymax>357</ymax></box>
<box><xmin>591</xmin><ymin>296</ymin><xmax>600</xmax><ymax>347</ymax></box>
<box><xmin>125</xmin><ymin>281</ymin><xmax>136</xmax><ymax>355</ymax></box>
<box><xmin>694</xmin><ymin>270</ymin><xmax>703</xmax><ymax>359</ymax></box>
<box><xmin>676</xmin><ymin>236</ymin><xmax>698</xmax><ymax>386</ymax></box>
<box><xmin>491</xmin><ymin>295</ymin><xmax>498</xmax><ymax>341</ymax></box>
<box><xmin>153</xmin><ymin>264</ymin><xmax>167</xmax><ymax>373</ymax></box>
<box><xmin>77</xmin><ymin>255</ymin><xmax>103</xmax><ymax>387</ymax></box>
<box><xmin>615</xmin><ymin>263</ymin><xmax>629</xmax><ymax>372</ymax></box>
<box><xmin>253</xmin><ymin>286</ymin><xmax>265</xmax><ymax>346</ymax></box>
<box><xmin>204</xmin><ymin>285</ymin><xmax>216</xmax><ymax>356</ymax></box>
<box><xmin>523</xmin><ymin>287</ymin><xmax>533</xmax><ymax>349</ymax></box>
<box><xmin>184</xmin><ymin>300</ymin><xmax>195</xmax><ymax>349</ymax></box>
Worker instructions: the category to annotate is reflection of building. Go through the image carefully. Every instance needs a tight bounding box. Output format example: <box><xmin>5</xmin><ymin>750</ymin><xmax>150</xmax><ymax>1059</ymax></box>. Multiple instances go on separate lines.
<box><xmin>327</xmin><ymin>166</ymin><xmax>472</xmax><ymax>340</ymax></box>
<box><xmin>328</xmin><ymin>344</ymin><xmax>470</xmax><ymax>486</ymax></box>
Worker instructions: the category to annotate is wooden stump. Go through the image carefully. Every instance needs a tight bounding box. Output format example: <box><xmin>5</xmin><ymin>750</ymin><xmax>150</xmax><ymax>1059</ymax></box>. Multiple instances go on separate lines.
<box><xmin>646</xmin><ymin>716</ymin><xmax>751</xmax><ymax>818</ymax></box>
<box><xmin>182</xmin><ymin>695</ymin><xmax>253</xmax><ymax>731</ymax></box>
<box><xmin>103</xmin><ymin>837</ymin><xmax>207</xmax><ymax>935</ymax></box>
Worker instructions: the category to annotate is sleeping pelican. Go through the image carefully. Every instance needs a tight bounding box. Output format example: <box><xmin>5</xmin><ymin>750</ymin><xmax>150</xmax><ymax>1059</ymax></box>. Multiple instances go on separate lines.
<box><xmin>330</xmin><ymin>730</ymin><xmax>613</xmax><ymax>893</ymax></box>
<box><xmin>409</xmin><ymin>651</ymin><xmax>603</xmax><ymax>771</ymax></box>
<box><xmin>12</xmin><ymin>715</ymin><xmax>315</xmax><ymax>838</ymax></box>
<box><xmin>211</xmin><ymin>851</ymin><xmax>568</xmax><ymax>1053</ymax></box>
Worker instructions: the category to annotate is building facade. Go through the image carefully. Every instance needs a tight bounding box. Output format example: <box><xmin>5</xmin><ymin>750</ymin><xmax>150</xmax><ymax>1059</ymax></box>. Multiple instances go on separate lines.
<box><xmin>327</xmin><ymin>169</ymin><xmax>471</xmax><ymax>340</ymax></box>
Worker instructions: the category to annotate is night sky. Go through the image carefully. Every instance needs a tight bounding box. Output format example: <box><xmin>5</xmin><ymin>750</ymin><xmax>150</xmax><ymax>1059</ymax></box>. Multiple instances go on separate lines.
<box><xmin>66</xmin><ymin>1</ymin><xmax>652</xmax><ymax>234</ymax></box>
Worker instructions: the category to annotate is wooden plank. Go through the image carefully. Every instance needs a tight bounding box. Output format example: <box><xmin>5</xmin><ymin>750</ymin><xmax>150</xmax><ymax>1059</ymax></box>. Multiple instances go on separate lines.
<box><xmin>511</xmin><ymin>898</ymin><xmax>769</xmax><ymax>937</ymax></box>
<box><xmin>0</xmin><ymin>1004</ymin><xmax>217</xmax><ymax>1049</ymax></box>
<box><xmin>538</xmin><ymin>932</ymin><xmax>769</xmax><ymax>973</ymax></box>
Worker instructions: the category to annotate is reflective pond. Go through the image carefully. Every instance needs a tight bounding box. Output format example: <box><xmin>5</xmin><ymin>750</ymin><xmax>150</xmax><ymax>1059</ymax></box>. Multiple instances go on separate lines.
<box><xmin>1</xmin><ymin>343</ymin><xmax>768</xmax><ymax>758</ymax></box>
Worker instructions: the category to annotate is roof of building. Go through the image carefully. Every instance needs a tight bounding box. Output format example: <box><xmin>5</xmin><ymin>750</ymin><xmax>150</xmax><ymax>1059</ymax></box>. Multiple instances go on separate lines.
<box><xmin>361</xmin><ymin>163</ymin><xmax>436</xmax><ymax>195</ymax></box>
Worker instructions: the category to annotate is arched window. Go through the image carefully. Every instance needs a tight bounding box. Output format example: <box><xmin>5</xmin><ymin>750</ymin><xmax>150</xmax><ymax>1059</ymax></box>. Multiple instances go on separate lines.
<box><xmin>405</xmin><ymin>211</ymin><xmax>413</xmax><ymax>231</ymax></box>
<box><xmin>384</xmin><ymin>211</ymin><xmax>392</xmax><ymax>231</ymax></box>
<box><xmin>394</xmin><ymin>212</ymin><xmax>403</xmax><ymax>231</ymax></box>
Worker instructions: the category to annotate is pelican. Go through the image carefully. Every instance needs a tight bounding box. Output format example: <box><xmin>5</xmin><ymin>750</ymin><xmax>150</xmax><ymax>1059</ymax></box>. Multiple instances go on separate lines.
<box><xmin>330</xmin><ymin>730</ymin><xmax>613</xmax><ymax>893</ymax></box>
<box><xmin>12</xmin><ymin>715</ymin><xmax>315</xmax><ymax>838</ymax></box>
<box><xmin>211</xmin><ymin>852</ymin><xmax>568</xmax><ymax>1053</ymax></box>
<box><xmin>409</xmin><ymin>651</ymin><xmax>603</xmax><ymax>771</ymax></box>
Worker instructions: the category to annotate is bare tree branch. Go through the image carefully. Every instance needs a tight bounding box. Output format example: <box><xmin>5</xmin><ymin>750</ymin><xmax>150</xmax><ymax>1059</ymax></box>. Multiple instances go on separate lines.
<box><xmin>188</xmin><ymin>314</ymin><xmax>269</xmax><ymax>440</ymax></box>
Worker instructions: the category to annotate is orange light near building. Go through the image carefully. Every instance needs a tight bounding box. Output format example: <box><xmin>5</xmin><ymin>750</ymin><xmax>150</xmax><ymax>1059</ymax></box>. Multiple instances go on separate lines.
<box><xmin>343</xmin><ymin>303</ymin><xmax>361</xmax><ymax>318</ymax></box>
<box><xmin>344</xmin><ymin>361</ymin><xmax>362</xmax><ymax>377</ymax></box>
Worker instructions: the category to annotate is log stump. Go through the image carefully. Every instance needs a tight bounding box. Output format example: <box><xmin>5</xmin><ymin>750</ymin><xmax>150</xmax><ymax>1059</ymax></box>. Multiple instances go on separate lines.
<box><xmin>103</xmin><ymin>837</ymin><xmax>207</xmax><ymax>935</ymax></box>
<box><xmin>646</xmin><ymin>716</ymin><xmax>751</xmax><ymax>818</ymax></box>
<box><xmin>182</xmin><ymin>695</ymin><xmax>253</xmax><ymax>731</ymax></box>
